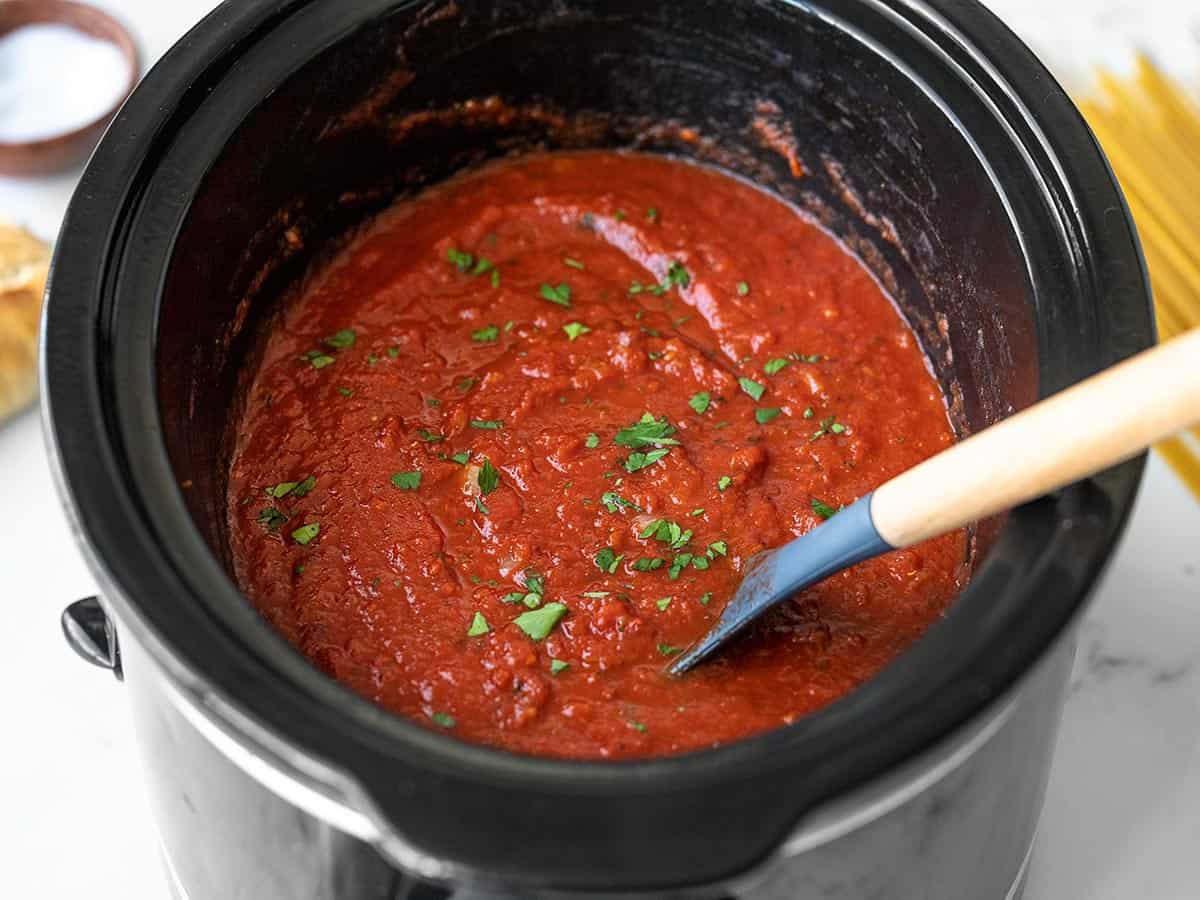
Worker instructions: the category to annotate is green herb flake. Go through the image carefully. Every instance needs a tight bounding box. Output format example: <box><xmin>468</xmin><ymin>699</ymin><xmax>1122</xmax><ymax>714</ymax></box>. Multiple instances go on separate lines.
<box><xmin>292</xmin><ymin>475</ymin><xmax>316</xmax><ymax>498</ymax></box>
<box><xmin>789</xmin><ymin>352</ymin><xmax>822</xmax><ymax>364</ymax></box>
<box><xmin>689</xmin><ymin>508</ymin><xmax>704</xmax><ymax>517</ymax></box>
<box><xmin>490</xmin><ymin>269</ymin><xmax>501</xmax><ymax>288</ymax></box>
<box><xmin>323</xmin><ymin>329</ymin><xmax>356</xmax><ymax>350</ymax></box>
<box><xmin>476</xmin><ymin>497</ymin><xmax>490</xmax><ymax>515</ymax></box>
<box><xmin>367</xmin><ymin>354</ymin><xmax>379</xmax><ymax>366</ymax></box>
<box><xmin>656</xmin><ymin>597</ymin><xmax>672</xmax><ymax>611</ymax></box>
<box><xmin>391</xmin><ymin>471</ymin><xmax>422</xmax><ymax>491</ymax></box>
<box><xmin>668</xmin><ymin>553</ymin><xmax>693</xmax><ymax>581</ymax></box>
<box><xmin>629</xmin><ymin>720</ymin><xmax>648</xmax><ymax>733</ymax></box>
<box><xmin>585</xmin><ymin>433</ymin><xmax>600</xmax><ymax>449</ymax></box>
<box><xmin>257</xmin><ymin>506</ymin><xmax>288</xmax><ymax>532</ymax></box>
<box><xmin>291</xmin><ymin>522</ymin><xmax>320</xmax><ymax>545</ymax></box>
<box><xmin>429</xmin><ymin>711</ymin><xmax>456</xmax><ymax>728</ymax></box>
<box><xmin>764</xmin><ymin>358</ymin><xmax>791</xmax><ymax>376</ymax></box>
<box><xmin>594</xmin><ymin>548</ymin><xmax>625</xmax><ymax>574</ymax></box>
<box><xmin>688</xmin><ymin>392</ymin><xmax>711</xmax><ymax>415</ymax></box>
<box><xmin>615</xmin><ymin>412</ymin><xmax>679</xmax><ymax>449</ymax></box>
<box><xmin>624</xmin><ymin>448</ymin><xmax>670</xmax><ymax>473</ymax></box>
<box><xmin>447</xmin><ymin>247</ymin><xmax>474</xmax><ymax>272</ymax></box>
<box><xmin>810</xmin><ymin>416</ymin><xmax>846</xmax><ymax>442</ymax></box>
<box><xmin>601</xmin><ymin>491</ymin><xmax>641</xmax><ymax>514</ymax></box>
<box><xmin>563</xmin><ymin>322</ymin><xmax>591</xmax><ymax>341</ymax></box>
<box><xmin>387</xmin><ymin>346</ymin><xmax>401</xmax><ymax>359</ymax></box>
<box><xmin>448</xmin><ymin>451</ymin><xmax>470</xmax><ymax>466</ymax></box>
<box><xmin>665</xmin><ymin>261</ymin><xmax>691</xmax><ymax>289</ymax></box>
<box><xmin>268</xmin><ymin>480</ymin><xmax>300</xmax><ymax>499</ymax></box>
<box><xmin>477</xmin><ymin>458</ymin><xmax>501</xmax><ymax>495</ymax></box>
<box><xmin>717</xmin><ymin>475</ymin><xmax>733</xmax><ymax>492</ymax></box>
<box><xmin>500</xmin><ymin>591</ymin><xmax>526</xmax><ymax>605</ymax></box>
<box><xmin>811</xmin><ymin>498</ymin><xmax>839</xmax><ymax>520</ymax></box>
<box><xmin>756</xmin><ymin>407</ymin><xmax>783</xmax><ymax>424</ymax></box>
<box><xmin>467</xmin><ymin>612</ymin><xmax>491</xmax><ymax>637</ymax></box>
<box><xmin>337</xmin><ymin>386</ymin><xmax>354</xmax><ymax>398</ymax></box>
<box><xmin>615</xmin><ymin>209</ymin><xmax>628</xmax><ymax>221</ymax></box>
<box><xmin>707</xmin><ymin>541</ymin><xmax>728</xmax><ymax>558</ymax></box>
<box><xmin>657</xmin><ymin>642</ymin><xmax>681</xmax><ymax>656</ymax></box>
<box><xmin>308</xmin><ymin>354</ymin><xmax>335</xmax><ymax>370</ymax></box>
<box><xmin>550</xmin><ymin>659</ymin><xmax>570</xmax><ymax>675</ymax></box>
<box><xmin>698</xmin><ymin>591</ymin><xmax>713</xmax><ymax>606</ymax></box>
<box><xmin>540</xmin><ymin>282</ymin><xmax>572</xmax><ymax>307</ymax></box>
<box><xmin>691</xmin><ymin>555</ymin><xmax>710</xmax><ymax>571</ymax></box>
<box><xmin>563</xmin><ymin>257</ymin><xmax>585</xmax><ymax>270</ymax></box>
<box><xmin>426</xmin><ymin>397</ymin><xmax>441</xmax><ymax>408</ymax></box>
<box><xmin>472</xmin><ymin>325</ymin><xmax>500</xmax><ymax>343</ymax></box>
<box><xmin>803</xmin><ymin>407</ymin><xmax>814</xmax><ymax>419</ymax></box>
<box><xmin>514</xmin><ymin>602</ymin><xmax>568</xmax><ymax>641</ymax></box>
<box><xmin>646</xmin><ymin>207</ymin><xmax>659</xmax><ymax>223</ymax></box>
<box><xmin>416</xmin><ymin>428</ymin><xmax>444</xmax><ymax>443</ymax></box>
<box><xmin>633</xmin><ymin>557</ymin><xmax>665</xmax><ymax>572</ymax></box>
<box><xmin>736</xmin><ymin>281</ymin><xmax>750</xmax><ymax>296</ymax></box>
<box><xmin>470</xmin><ymin>419</ymin><xmax>504</xmax><ymax>430</ymax></box>
<box><xmin>738</xmin><ymin>377</ymin><xmax>766</xmax><ymax>401</ymax></box>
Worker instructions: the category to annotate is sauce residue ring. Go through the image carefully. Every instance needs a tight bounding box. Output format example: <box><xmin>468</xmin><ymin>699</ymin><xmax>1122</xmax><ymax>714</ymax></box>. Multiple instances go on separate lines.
<box><xmin>0</xmin><ymin>0</ymin><xmax>140</xmax><ymax>176</ymax></box>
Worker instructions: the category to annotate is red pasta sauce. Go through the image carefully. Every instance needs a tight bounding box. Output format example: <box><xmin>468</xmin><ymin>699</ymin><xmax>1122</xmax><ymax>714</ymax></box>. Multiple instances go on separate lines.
<box><xmin>227</xmin><ymin>151</ymin><xmax>967</xmax><ymax>759</ymax></box>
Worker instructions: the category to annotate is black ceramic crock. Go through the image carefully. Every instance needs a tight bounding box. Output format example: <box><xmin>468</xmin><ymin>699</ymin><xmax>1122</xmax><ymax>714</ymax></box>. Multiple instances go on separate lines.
<box><xmin>45</xmin><ymin>1</ymin><xmax>1153</xmax><ymax>898</ymax></box>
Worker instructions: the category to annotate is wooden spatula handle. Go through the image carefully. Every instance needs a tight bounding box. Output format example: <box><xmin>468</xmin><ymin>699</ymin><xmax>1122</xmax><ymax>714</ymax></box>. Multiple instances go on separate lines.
<box><xmin>871</xmin><ymin>329</ymin><xmax>1200</xmax><ymax>549</ymax></box>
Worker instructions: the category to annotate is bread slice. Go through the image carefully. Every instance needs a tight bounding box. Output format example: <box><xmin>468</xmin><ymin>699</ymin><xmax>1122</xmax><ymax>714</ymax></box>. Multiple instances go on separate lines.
<box><xmin>0</xmin><ymin>224</ymin><xmax>51</xmax><ymax>423</ymax></box>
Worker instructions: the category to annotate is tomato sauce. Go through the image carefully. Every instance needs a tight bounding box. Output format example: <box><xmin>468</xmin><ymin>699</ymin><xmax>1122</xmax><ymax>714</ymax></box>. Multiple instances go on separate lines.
<box><xmin>227</xmin><ymin>151</ymin><xmax>966</xmax><ymax>759</ymax></box>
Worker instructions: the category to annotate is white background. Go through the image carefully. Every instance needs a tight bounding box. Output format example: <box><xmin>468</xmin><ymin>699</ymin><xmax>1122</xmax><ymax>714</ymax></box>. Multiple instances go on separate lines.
<box><xmin>1</xmin><ymin>1</ymin><xmax>1198</xmax><ymax>897</ymax></box>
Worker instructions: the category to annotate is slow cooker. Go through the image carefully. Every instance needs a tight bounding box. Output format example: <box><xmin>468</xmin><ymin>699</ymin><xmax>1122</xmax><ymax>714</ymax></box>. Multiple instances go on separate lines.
<box><xmin>45</xmin><ymin>1</ymin><xmax>1153</xmax><ymax>897</ymax></box>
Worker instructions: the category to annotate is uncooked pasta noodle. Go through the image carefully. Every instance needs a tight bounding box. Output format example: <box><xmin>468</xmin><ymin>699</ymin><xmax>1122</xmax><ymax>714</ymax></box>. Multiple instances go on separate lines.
<box><xmin>1079</xmin><ymin>56</ymin><xmax>1200</xmax><ymax>500</ymax></box>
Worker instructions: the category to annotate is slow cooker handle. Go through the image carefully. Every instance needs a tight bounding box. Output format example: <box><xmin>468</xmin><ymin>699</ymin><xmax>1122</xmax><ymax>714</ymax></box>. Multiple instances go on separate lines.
<box><xmin>61</xmin><ymin>596</ymin><xmax>122</xmax><ymax>680</ymax></box>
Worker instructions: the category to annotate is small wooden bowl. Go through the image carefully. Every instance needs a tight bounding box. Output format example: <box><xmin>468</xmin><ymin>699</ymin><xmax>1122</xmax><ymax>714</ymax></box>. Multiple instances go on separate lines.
<box><xmin>0</xmin><ymin>0</ymin><xmax>140</xmax><ymax>176</ymax></box>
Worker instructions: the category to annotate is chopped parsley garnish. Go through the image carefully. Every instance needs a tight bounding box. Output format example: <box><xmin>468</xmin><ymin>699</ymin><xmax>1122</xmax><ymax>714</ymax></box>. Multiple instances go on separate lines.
<box><xmin>717</xmin><ymin>475</ymin><xmax>733</xmax><ymax>492</ymax></box>
<box><xmin>594</xmin><ymin>548</ymin><xmax>624</xmax><ymax>574</ymax></box>
<box><xmin>688</xmin><ymin>392</ymin><xmax>711</xmax><ymax>415</ymax></box>
<box><xmin>738</xmin><ymin>377</ymin><xmax>766</xmax><ymax>401</ymax></box>
<box><xmin>698</xmin><ymin>591</ymin><xmax>713</xmax><ymax>606</ymax></box>
<box><xmin>629</xmin><ymin>720</ymin><xmax>648</xmax><ymax>733</ymax></box>
<box><xmin>291</xmin><ymin>522</ymin><xmax>320</xmax><ymax>545</ymax></box>
<box><xmin>707</xmin><ymin>541</ymin><xmax>728</xmax><ymax>557</ymax></box>
<box><xmin>563</xmin><ymin>322</ymin><xmax>591</xmax><ymax>341</ymax></box>
<box><xmin>640</xmin><ymin>519</ymin><xmax>693</xmax><ymax>551</ymax></box>
<box><xmin>689</xmin><ymin>508</ymin><xmax>704</xmax><ymax>517</ymax></box>
<box><xmin>429</xmin><ymin>711</ymin><xmax>456</xmax><ymax>728</ymax></box>
<box><xmin>477</xmin><ymin>458</ymin><xmax>500</xmax><ymax>495</ymax></box>
<box><xmin>585</xmin><ymin>433</ymin><xmax>600</xmax><ymax>449</ymax></box>
<box><xmin>789</xmin><ymin>352</ymin><xmax>822</xmax><ymax>364</ymax></box>
<box><xmin>563</xmin><ymin>257</ymin><xmax>585</xmax><ymax>270</ymax></box>
<box><xmin>803</xmin><ymin>407</ymin><xmax>814</xmax><ymax>419</ymax></box>
<box><xmin>268</xmin><ymin>480</ymin><xmax>300</xmax><ymax>499</ymax></box>
<box><xmin>307</xmin><ymin>353</ymin><xmax>335</xmax><ymax>369</ymax></box>
<box><xmin>472</xmin><ymin>325</ymin><xmax>499</xmax><ymax>343</ymax></box>
<box><xmin>657</xmin><ymin>642</ymin><xmax>681</xmax><ymax>656</ymax></box>
<box><xmin>691</xmin><ymin>555</ymin><xmax>710</xmax><ymax>571</ymax></box>
<box><xmin>257</xmin><ymin>506</ymin><xmax>288</xmax><ymax>532</ymax></box>
<box><xmin>615</xmin><ymin>209</ymin><xmax>628</xmax><ymax>221</ymax></box>
<box><xmin>447</xmin><ymin>247</ymin><xmax>474</xmax><ymax>271</ymax></box>
<box><xmin>514</xmin><ymin>602</ymin><xmax>568</xmax><ymax>641</ymax></box>
<box><xmin>387</xmin><ymin>346</ymin><xmax>401</xmax><ymax>359</ymax></box>
<box><xmin>323</xmin><ymin>329</ymin><xmax>356</xmax><ymax>350</ymax></box>
<box><xmin>810</xmin><ymin>416</ymin><xmax>847</xmax><ymax>442</ymax></box>
<box><xmin>426</xmin><ymin>397</ymin><xmax>441</xmax><ymax>408</ymax></box>
<box><xmin>763</xmin><ymin>358</ymin><xmax>791</xmax><ymax>376</ymax></box>
<box><xmin>736</xmin><ymin>281</ymin><xmax>750</xmax><ymax>296</ymax></box>
<box><xmin>756</xmin><ymin>408</ymin><xmax>783</xmax><ymax>424</ymax></box>
<box><xmin>500</xmin><ymin>591</ymin><xmax>526</xmax><ymax>605</ymax></box>
<box><xmin>655</xmin><ymin>597</ymin><xmax>672</xmax><ymax>611</ymax></box>
<box><xmin>646</xmin><ymin>207</ymin><xmax>659</xmax><ymax>223</ymax></box>
<box><xmin>470</xmin><ymin>419</ymin><xmax>504</xmax><ymax>430</ymax></box>
<box><xmin>601</xmin><ymin>491</ymin><xmax>641</xmax><ymax>513</ymax></box>
<box><xmin>624</xmin><ymin>448</ymin><xmax>670</xmax><ymax>473</ymax></box>
<box><xmin>391</xmin><ymin>471</ymin><xmax>422</xmax><ymax>491</ymax></box>
<box><xmin>456</xmin><ymin>376</ymin><xmax>479</xmax><ymax>392</ymax></box>
<box><xmin>811</xmin><ymin>498</ymin><xmax>839</xmax><ymax>520</ymax></box>
<box><xmin>628</xmin><ymin>279</ymin><xmax>668</xmax><ymax>297</ymax></box>
<box><xmin>668</xmin><ymin>553</ymin><xmax>693</xmax><ymax>580</ymax></box>
<box><xmin>551</xmin><ymin>659</ymin><xmax>570</xmax><ymax>674</ymax></box>
<box><xmin>475</xmin><ymin>497</ymin><xmax>490</xmax><ymax>515</ymax></box>
<box><xmin>292</xmin><ymin>475</ymin><xmax>316</xmax><ymax>497</ymax></box>
<box><xmin>540</xmin><ymin>282</ymin><xmax>572</xmax><ymax>307</ymax></box>
<box><xmin>615</xmin><ymin>413</ymin><xmax>679</xmax><ymax>448</ymax></box>
<box><xmin>450</xmin><ymin>451</ymin><xmax>471</xmax><ymax>465</ymax></box>
<box><xmin>337</xmin><ymin>386</ymin><xmax>354</xmax><ymax>398</ymax></box>
<box><xmin>490</xmin><ymin>269</ymin><xmax>500</xmax><ymax>288</ymax></box>
<box><xmin>416</xmin><ymin>428</ymin><xmax>444</xmax><ymax>443</ymax></box>
<box><xmin>367</xmin><ymin>354</ymin><xmax>379</xmax><ymax>366</ymax></box>
<box><xmin>665</xmin><ymin>261</ymin><xmax>690</xmax><ymax>289</ymax></box>
<box><xmin>633</xmin><ymin>557</ymin><xmax>665</xmax><ymax>572</ymax></box>
<box><xmin>467</xmin><ymin>612</ymin><xmax>490</xmax><ymax>637</ymax></box>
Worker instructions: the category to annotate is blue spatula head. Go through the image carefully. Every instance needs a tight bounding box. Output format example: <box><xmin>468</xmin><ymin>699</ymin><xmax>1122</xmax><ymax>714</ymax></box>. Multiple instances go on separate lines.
<box><xmin>666</xmin><ymin>493</ymin><xmax>892</xmax><ymax>675</ymax></box>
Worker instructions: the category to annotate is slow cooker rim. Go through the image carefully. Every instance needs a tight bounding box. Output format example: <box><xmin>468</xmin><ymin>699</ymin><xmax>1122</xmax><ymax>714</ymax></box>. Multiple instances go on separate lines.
<box><xmin>42</xmin><ymin>0</ymin><xmax>1153</xmax><ymax>889</ymax></box>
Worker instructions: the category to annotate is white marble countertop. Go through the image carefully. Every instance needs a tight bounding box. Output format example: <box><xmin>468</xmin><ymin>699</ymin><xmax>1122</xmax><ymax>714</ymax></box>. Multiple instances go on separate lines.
<box><xmin>1</xmin><ymin>1</ymin><xmax>1197</xmax><ymax>897</ymax></box>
